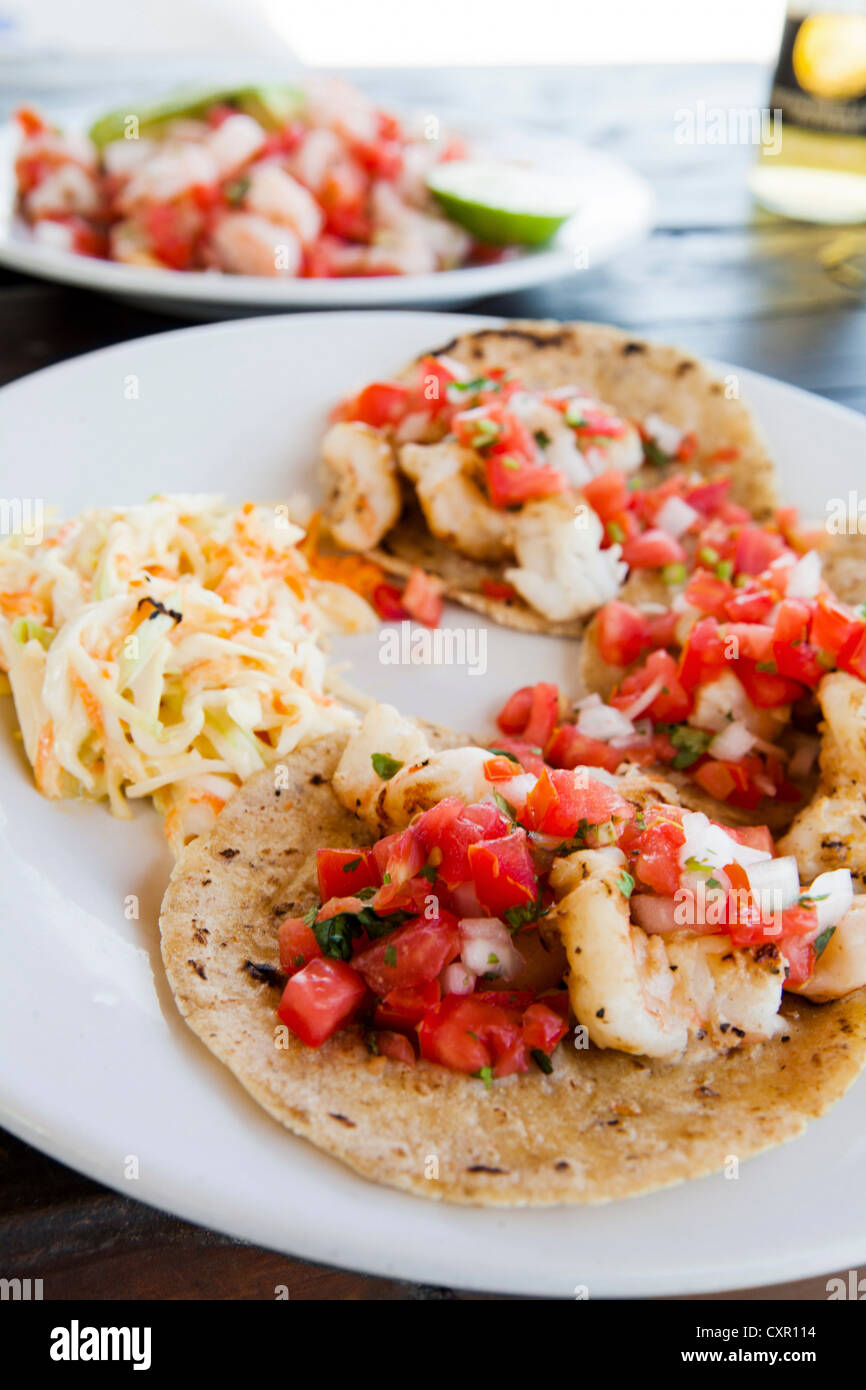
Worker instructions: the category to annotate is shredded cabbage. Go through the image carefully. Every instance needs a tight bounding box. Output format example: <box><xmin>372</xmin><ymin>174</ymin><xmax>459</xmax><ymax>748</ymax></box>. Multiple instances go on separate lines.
<box><xmin>0</xmin><ymin>494</ymin><xmax>374</xmax><ymax>854</ymax></box>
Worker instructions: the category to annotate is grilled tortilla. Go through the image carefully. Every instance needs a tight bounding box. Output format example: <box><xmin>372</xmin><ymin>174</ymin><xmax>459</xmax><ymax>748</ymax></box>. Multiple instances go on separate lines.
<box><xmin>159</xmin><ymin>732</ymin><xmax>866</xmax><ymax>1207</ymax></box>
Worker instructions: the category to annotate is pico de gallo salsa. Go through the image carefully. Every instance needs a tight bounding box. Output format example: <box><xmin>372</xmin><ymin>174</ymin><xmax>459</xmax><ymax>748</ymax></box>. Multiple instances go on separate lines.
<box><xmin>275</xmin><ymin>758</ymin><xmax>634</xmax><ymax>1078</ymax></box>
<box><xmin>498</xmin><ymin>463</ymin><xmax>866</xmax><ymax>813</ymax></box>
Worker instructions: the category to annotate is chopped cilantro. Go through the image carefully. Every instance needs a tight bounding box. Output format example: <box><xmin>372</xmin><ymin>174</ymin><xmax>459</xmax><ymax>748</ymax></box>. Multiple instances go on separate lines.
<box><xmin>755</xmin><ymin>661</ymin><xmax>777</xmax><ymax>674</ymax></box>
<box><xmin>504</xmin><ymin>896</ymin><xmax>547</xmax><ymax>932</ymax></box>
<box><xmin>371</xmin><ymin>752</ymin><xmax>404</xmax><ymax>780</ymax></box>
<box><xmin>314</xmin><ymin>906</ymin><xmax>410</xmax><ymax>961</ymax></box>
<box><xmin>657</xmin><ymin>723</ymin><xmax>713</xmax><ymax>769</ymax></box>
<box><xmin>419</xmin><ymin>862</ymin><xmax>438</xmax><ymax>884</ymax></box>
<box><xmin>342</xmin><ymin>857</ymin><xmax>362</xmax><ymax>873</ymax></box>
<box><xmin>473</xmin><ymin>1065</ymin><xmax>494</xmax><ymax>1091</ymax></box>
<box><xmin>488</xmin><ymin>953</ymin><xmax>500</xmax><ymax>965</ymax></box>
<box><xmin>662</xmin><ymin>562</ymin><xmax>687</xmax><ymax>586</ymax></box>
<box><xmin>486</xmin><ymin>746</ymin><xmax>520</xmax><ymax>763</ymax></box>
<box><xmin>365</xmin><ymin>1031</ymin><xmax>380</xmax><ymax>1056</ymax></box>
<box><xmin>716</xmin><ymin>559</ymin><xmax>733</xmax><ymax>581</ymax></box>
<box><xmin>492</xmin><ymin>788</ymin><xmax>518</xmax><ymax>821</ymax></box>
<box><xmin>531</xmin><ymin>1049</ymin><xmax>553</xmax><ymax>1075</ymax></box>
<box><xmin>384</xmin><ymin>945</ymin><xmax>397</xmax><ymax>968</ymax></box>
<box><xmin>293</xmin><ymin>952</ymin><xmax>305</xmax><ymax>968</ymax></box>
<box><xmin>534</xmin><ymin>429</ymin><xmax>552</xmax><ymax>449</ymax></box>
<box><xmin>224</xmin><ymin>175</ymin><xmax>250</xmax><ymax>205</ymax></box>
<box><xmin>302</xmin><ymin>903</ymin><xmax>319</xmax><ymax>928</ymax></box>
<box><xmin>607</xmin><ymin>521</ymin><xmax>626</xmax><ymax>544</ymax></box>
<box><xmin>642</xmin><ymin>438</ymin><xmax>669</xmax><ymax>467</ymax></box>
<box><xmin>814</xmin><ymin>925</ymin><xmax>836</xmax><ymax>959</ymax></box>
<box><xmin>356</xmin><ymin>885</ymin><xmax>376</xmax><ymax>901</ymax></box>
<box><xmin>698</xmin><ymin>546</ymin><xmax>719</xmax><ymax>567</ymax></box>
<box><xmin>617</xmin><ymin>870</ymin><xmax>635</xmax><ymax>898</ymax></box>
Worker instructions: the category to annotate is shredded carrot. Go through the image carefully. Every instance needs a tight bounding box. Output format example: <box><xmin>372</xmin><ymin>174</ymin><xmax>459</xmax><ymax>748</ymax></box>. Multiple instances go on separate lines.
<box><xmin>300</xmin><ymin>511</ymin><xmax>387</xmax><ymax>603</ymax></box>
<box><xmin>71</xmin><ymin>671</ymin><xmax>105</xmax><ymax>738</ymax></box>
<box><xmin>0</xmin><ymin>592</ymin><xmax>44</xmax><ymax>619</ymax></box>
<box><xmin>34</xmin><ymin>722</ymin><xmax>60</xmax><ymax>797</ymax></box>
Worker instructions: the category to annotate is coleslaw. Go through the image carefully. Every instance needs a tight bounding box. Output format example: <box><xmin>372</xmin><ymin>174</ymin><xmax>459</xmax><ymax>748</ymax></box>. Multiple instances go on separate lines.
<box><xmin>0</xmin><ymin>494</ymin><xmax>374</xmax><ymax>854</ymax></box>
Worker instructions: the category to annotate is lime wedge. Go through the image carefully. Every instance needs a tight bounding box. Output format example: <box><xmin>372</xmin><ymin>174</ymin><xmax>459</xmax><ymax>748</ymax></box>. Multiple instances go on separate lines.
<box><xmin>427</xmin><ymin>160</ymin><xmax>580</xmax><ymax>245</ymax></box>
<box><xmin>88</xmin><ymin>84</ymin><xmax>304</xmax><ymax>149</ymax></box>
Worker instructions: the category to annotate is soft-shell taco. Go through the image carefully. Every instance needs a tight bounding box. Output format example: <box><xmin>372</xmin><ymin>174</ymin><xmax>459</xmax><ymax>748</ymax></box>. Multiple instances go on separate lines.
<box><xmin>318</xmin><ymin>321</ymin><xmax>777</xmax><ymax>635</ymax></box>
<box><xmin>160</xmin><ymin>703</ymin><xmax>866</xmax><ymax>1205</ymax></box>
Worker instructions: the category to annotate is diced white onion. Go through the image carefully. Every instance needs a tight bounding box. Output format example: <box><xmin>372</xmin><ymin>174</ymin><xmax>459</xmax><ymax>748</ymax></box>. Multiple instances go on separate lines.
<box><xmin>806</xmin><ymin>869</ymin><xmax>854</xmax><ymax>930</ymax></box>
<box><xmin>788</xmin><ymin>736</ymin><xmax>820</xmax><ymax>780</ymax></box>
<box><xmin>655</xmin><ymin>495</ymin><xmax>699</xmax><ymax>539</ymax></box>
<box><xmin>643</xmin><ymin>413</ymin><xmax>683</xmax><ymax>456</ymax></box>
<box><xmin>708</xmin><ymin>719</ymin><xmax>755</xmax><ymax>763</ymax></box>
<box><xmin>494</xmin><ymin>771</ymin><xmax>537</xmax><ymax>811</ymax></box>
<box><xmin>440</xmin><ymin>962</ymin><xmax>477</xmax><ymax>995</ymax></box>
<box><xmin>577</xmin><ymin>704</ymin><xmax>635</xmax><ymax>741</ymax></box>
<box><xmin>679</xmin><ymin>810</ymin><xmax>772</xmax><ymax>874</ymax></box>
<box><xmin>459</xmin><ymin>917</ymin><xmax>524</xmax><ymax>980</ymax></box>
<box><xmin>618</xmin><ymin>677</ymin><xmax>664</xmax><ymax>723</ymax></box>
<box><xmin>786</xmin><ymin>550</ymin><xmax>822</xmax><ymax>600</ymax></box>
<box><xmin>451</xmin><ymin>880</ymin><xmax>484</xmax><ymax>917</ymax></box>
<box><xmin>745</xmin><ymin>856</ymin><xmax>800</xmax><ymax>915</ymax></box>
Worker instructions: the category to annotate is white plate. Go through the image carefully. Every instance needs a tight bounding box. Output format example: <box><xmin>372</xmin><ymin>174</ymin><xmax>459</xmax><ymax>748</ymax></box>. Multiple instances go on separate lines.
<box><xmin>1</xmin><ymin>311</ymin><xmax>865</xmax><ymax>1300</ymax></box>
<box><xmin>0</xmin><ymin>113</ymin><xmax>653</xmax><ymax>316</ymax></box>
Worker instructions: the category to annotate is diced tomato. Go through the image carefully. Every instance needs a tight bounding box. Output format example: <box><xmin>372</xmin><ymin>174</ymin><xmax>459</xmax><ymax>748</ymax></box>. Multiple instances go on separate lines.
<box><xmin>485</xmin><ymin>454</ymin><xmax>567</xmax><ymax>508</ymax></box>
<box><xmin>144</xmin><ymin>202</ymin><xmax>201</xmax><ymax>270</ymax></box>
<box><xmin>726</xmin><ymin>823</ymin><xmax>775</xmax><ymax>856</ymax></box>
<box><xmin>613</xmin><ymin>649</ymin><xmax>691</xmax><ymax>722</ymax></box>
<box><xmin>371</xmin><ymin>874</ymin><xmax>435</xmax><ymax>918</ymax></box>
<box><xmin>468</xmin><ymin>830</ymin><xmax>538</xmax><ymax>916</ymax></box>
<box><xmin>418</xmin><ymin>994</ymin><xmax>528</xmax><ymax>1077</ymax></box>
<box><xmin>333</xmin><ymin>380</ymin><xmax>411</xmax><ymax>428</ymax></box>
<box><xmin>277</xmin><ymin>957</ymin><xmax>366</xmax><ymax>1047</ymax></box>
<box><xmin>678</xmin><ymin>618</ymin><xmax>728</xmax><ymax>693</ymax></box>
<box><xmin>497</xmin><ymin>682</ymin><xmax>559</xmax><ymax>747</ymax></box>
<box><xmin>545</xmin><ymin>723</ymin><xmax>623</xmax><ymax>774</ymax></box>
<box><xmin>772</xmin><ymin>641</ymin><xmax>824</xmax><ymax>688</ymax></box>
<box><xmin>375</xmin><ymin>1030</ymin><xmax>415</xmax><ymax>1064</ymax></box>
<box><xmin>843</xmin><ymin>627</ymin><xmax>866</xmax><ymax>682</ymax></box>
<box><xmin>724</xmin><ymin>587</ymin><xmax>776</xmax><ymax>624</ymax></box>
<box><xmin>316</xmin><ymin>847</ymin><xmax>379</xmax><ymax>902</ymax></box>
<box><xmin>810</xmin><ymin>596</ymin><xmax>864</xmax><ymax>660</ymax></box>
<box><xmin>523</xmin><ymin>767</ymin><xmax>633</xmax><ymax>839</ymax></box>
<box><xmin>480</xmin><ymin>577</ymin><xmax>518</xmax><ymax>601</ymax></box>
<box><xmin>685</xmin><ymin>569</ymin><xmax>736</xmax><ymax>621</ymax></box>
<box><xmin>582</xmin><ymin>470</ymin><xmax>629</xmax><ymax>522</ymax></box>
<box><xmin>318</xmin><ymin>158</ymin><xmax>371</xmax><ymax>241</ymax></box>
<box><xmin>734</xmin><ymin>526</ymin><xmax>787</xmax><ymax>576</ymax></box>
<box><xmin>278</xmin><ymin>916</ymin><xmax>323</xmax><ymax>976</ymax></box>
<box><xmin>15</xmin><ymin>106</ymin><xmax>47</xmax><ymax>138</ymax></box>
<box><xmin>625</xmin><ymin>810</ymin><xmax>686</xmax><ymax>896</ymax></box>
<box><xmin>374</xmin><ymin>979</ymin><xmax>441</xmax><ymax>1030</ymax></box>
<box><xmin>497</xmin><ymin>685</ymin><xmax>533</xmax><ymax>735</ymax></box>
<box><xmin>487</xmin><ymin>736</ymin><xmax>546</xmax><ymax>775</ymax></box>
<box><xmin>411</xmin><ymin>797</ymin><xmax>464</xmax><ymax>848</ymax></box>
<box><xmin>723</xmin><ymin>622</ymin><xmax>776</xmax><ymax>664</ymax></box>
<box><xmin>462</xmin><ymin>802</ymin><xmax>512</xmax><ymax>837</ymax></box>
<box><xmin>648</xmin><ymin>608</ymin><xmax>680</xmax><ymax>650</ymax></box>
<box><xmin>621</xmin><ymin>528</ymin><xmax>686</xmax><ymax>570</ymax></box>
<box><xmin>371</xmin><ymin>826</ymin><xmax>426</xmax><ymax>886</ymax></box>
<box><xmin>596</xmin><ymin>600</ymin><xmax>652</xmax><ymax>667</ymax></box>
<box><xmin>521</xmin><ymin>1001</ymin><xmax>569</xmax><ymax>1054</ymax></box>
<box><xmin>692</xmin><ymin>759</ymin><xmax>738</xmax><ymax>801</ymax></box>
<box><xmin>401</xmin><ymin>566</ymin><xmax>443</xmax><ymax>628</ymax></box>
<box><xmin>737</xmin><ymin>660</ymin><xmax>804</xmax><ymax>709</ymax></box>
<box><xmin>415</xmin><ymin>353</ymin><xmax>458</xmax><ymax>413</ymax></box>
<box><xmin>372</xmin><ymin>582</ymin><xmax>408</xmax><ymax>621</ymax></box>
<box><xmin>781</xmin><ymin>938</ymin><xmax>815</xmax><ymax>989</ymax></box>
<box><xmin>352</xmin><ymin>911</ymin><xmax>461</xmax><ymax>995</ymax></box>
<box><xmin>773</xmin><ymin>598</ymin><xmax>812</xmax><ymax>647</ymax></box>
<box><xmin>685</xmin><ymin>478</ymin><xmax>730</xmax><ymax>515</ymax></box>
<box><xmin>484</xmin><ymin>755</ymin><xmax>521</xmax><ymax>782</ymax></box>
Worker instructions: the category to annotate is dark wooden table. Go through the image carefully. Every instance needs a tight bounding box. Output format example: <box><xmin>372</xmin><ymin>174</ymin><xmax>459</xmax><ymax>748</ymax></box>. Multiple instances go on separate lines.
<box><xmin>2</xmin><ymin>62</ymin><xmax>865</xmax><ymax>1301</ymax></box>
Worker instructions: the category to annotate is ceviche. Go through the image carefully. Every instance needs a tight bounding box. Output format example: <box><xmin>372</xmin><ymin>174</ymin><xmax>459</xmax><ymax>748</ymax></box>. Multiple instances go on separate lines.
<box><xmin>12</xmin><ymin>80</ymin><xmax>508</xmax><ymax>278</ymax></box>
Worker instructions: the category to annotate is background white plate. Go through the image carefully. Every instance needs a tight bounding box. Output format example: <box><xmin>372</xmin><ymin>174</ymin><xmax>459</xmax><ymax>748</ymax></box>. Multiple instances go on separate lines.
<box><xmin>1</xmin><ymin>311</ymin><xmax>865</xmax><ymax>1299</ymax></box>
<box><xmin>0</xmin><ymin>113</ymin><xmax>653</xmax><ymax>316</ymax></box>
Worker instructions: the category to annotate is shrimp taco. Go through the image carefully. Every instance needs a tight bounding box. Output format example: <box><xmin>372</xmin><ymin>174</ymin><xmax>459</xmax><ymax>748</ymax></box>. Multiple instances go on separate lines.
<box><xmin>160</xmin><ymin>702</ymin><xmax>866</xmax><ymax>1206</ymax></box>
<box><xmin>317</xmin><ymin>320</ymin><xmax>778</xmax><ymax>635</ymax></box>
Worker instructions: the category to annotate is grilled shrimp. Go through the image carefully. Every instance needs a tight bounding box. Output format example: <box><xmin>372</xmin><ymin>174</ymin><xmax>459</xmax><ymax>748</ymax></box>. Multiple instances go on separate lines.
<box><xmin>333</xmin><ymin>703</ymin><xmax>493</xmax><ymax>835</ymax></box>
<box><xmin>398</xmin><ymin>441</ymin><xmax>513</xmax><ymax>562</ymax></box>
<box><xmin>208</xmin><ymin>214</ymin><xmax>302</xmax><ymax>277</ymax></box>
<box><xmin>321</xmin><ymin>422</ymin><xmax>403</xmax><ymax>551</ymax></box>
<box><xmin>243</xmin><ymin>164</ymin><xmax>323</xmax><ymax>245</ymax></box>
<box><xmin>505</xmin><ymin>495</ymin><xmax>626</xmax><ymax>623</ymax></box>
<box><xmin>549</xmin><ymin>849</ymin><xmax>785</xmax><ymax>1058</ymax></box>
<box><xmin>778</xmin><ymin>672</ymin><xmax>866</xmax><ymax>890</ymax></box>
